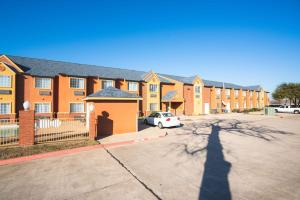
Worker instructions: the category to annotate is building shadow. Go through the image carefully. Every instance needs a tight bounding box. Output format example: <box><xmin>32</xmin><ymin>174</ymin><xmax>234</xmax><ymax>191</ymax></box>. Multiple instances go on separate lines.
<box><xmin>199</xmin><ymin>122</ymin><xmax>231</xmax><ymax>200</ymax></box>
<box><xmin>97</xmin><ymin>111</ymin><xmax>113</xmax><ymax>139</ymax></box>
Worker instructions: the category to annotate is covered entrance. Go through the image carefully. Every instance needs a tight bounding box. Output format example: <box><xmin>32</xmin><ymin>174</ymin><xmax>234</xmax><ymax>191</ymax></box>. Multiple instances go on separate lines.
<box><xmin>161</xmin><ymin>90</ymin><xmax>184</xmax><ymax>116</ymax></box>
<box><xmin>84</xmin><ymin>87</ymin><xmax>142</xmax><ymax>138</ymax></box>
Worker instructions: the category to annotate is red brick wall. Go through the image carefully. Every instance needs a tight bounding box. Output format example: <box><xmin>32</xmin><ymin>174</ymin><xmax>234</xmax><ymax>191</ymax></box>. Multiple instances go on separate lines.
<box><xmin>183</xmin><ymin>85</ymin><xmax>194</xmax><ymax>115</ymax></box>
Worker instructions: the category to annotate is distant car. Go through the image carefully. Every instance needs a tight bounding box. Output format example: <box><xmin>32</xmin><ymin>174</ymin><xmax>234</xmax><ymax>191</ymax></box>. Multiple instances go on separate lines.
<box><xmin>275</xmin><ymin>105</ymin><xmax>300</xmax><ymax>114</ymax></box>
<box><xmin>144</xmin><ymin>112</ymin><xmax>181</xmax><ymax>129</ymax></box>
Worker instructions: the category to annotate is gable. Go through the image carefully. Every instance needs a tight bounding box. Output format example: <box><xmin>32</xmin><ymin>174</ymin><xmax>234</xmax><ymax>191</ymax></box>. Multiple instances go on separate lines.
<box><xmin>0</xmin><ymin>55</ymin><xmax>23</xmax><ymax>73</ymax></box>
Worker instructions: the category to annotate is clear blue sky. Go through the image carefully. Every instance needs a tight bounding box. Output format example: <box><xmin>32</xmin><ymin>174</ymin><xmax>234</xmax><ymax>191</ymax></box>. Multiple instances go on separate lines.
<box><xmin>1</xmin><ymin>0</ymin><xmax>299</xmax><ymax>93</ymax></box>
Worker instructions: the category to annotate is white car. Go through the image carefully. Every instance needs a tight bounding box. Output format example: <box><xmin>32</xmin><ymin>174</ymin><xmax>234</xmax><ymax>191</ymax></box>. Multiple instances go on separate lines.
<box><xmin>275</xmin><ymin>105</ymin><xmax>300</xmax><ymax>114</ymax></box>
<box><xmin>144</xmin><ymin>112</ymin><xmax>181</xmax><ymax>129</ymax></box>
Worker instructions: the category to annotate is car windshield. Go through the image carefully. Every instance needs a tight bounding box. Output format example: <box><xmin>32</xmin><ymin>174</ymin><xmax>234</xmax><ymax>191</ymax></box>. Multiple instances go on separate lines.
<box><xmin>162</xmin><ymin>113</ymin><xmax>174</xmax><ymax>117</ymax></box>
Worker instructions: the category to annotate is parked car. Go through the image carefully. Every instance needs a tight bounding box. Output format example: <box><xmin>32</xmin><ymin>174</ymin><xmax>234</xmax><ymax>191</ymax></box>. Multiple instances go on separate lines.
<box><xmin>144</xmin><ymin>112</ymin><xmax>181</xmax><ymax>128</ymax></box>
<box><xmin>275</xmin><ymin>105</ymin><xmax>300</xmax><ymax>114</ymax></box>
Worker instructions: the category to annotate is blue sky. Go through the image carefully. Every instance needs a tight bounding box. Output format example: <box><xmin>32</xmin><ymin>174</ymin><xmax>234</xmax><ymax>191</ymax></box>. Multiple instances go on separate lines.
<box><xmin>0</xmin><ymin>0</ymin><xmax>299</xmax><ymax>93</ymax></box>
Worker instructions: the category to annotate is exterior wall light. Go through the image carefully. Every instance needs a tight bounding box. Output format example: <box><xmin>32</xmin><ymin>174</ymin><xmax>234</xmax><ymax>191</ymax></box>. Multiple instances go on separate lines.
<box><xmin>23</xmin><ymin>101</ymin><xmax>30</xmax><ymax>111</ymax></box>
<box><xmin>89</xmin><ymin>104</ymin><xmax>95</xmax><ymax>112</ymax></box>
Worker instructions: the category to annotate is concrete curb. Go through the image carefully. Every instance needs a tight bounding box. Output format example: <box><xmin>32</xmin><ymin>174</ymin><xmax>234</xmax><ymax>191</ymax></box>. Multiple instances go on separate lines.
<box><xmin>0</xmin><ymin>135</ymin><xmax>165</xmax><ymax>166</ymax></box>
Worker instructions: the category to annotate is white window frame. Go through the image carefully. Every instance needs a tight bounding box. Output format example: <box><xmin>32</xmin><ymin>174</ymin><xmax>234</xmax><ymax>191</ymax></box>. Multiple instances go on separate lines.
<box><xmin>128</xmin><ymin>82</ymin><xmax>138</xmax><ymax>91</ymax></box>
<box><xmin>70</xmin><ymin>103</ymin><xmax>85</xmax><ymax>113</ymax></box>
<box><xmin>234</xmin><ymin>90</ymin><xmax>239</xmax><ymax>98</ymax></box>
<box><xmin>242</xmin><ymin>91</ymin><xmax>246</xmax><ymax>97</ymax></box>
<box><xmin>0</xmin><ymin>102</ymin><xmax>11</xmax><ymax>114</ymax></box>
<box><xmin>149</xmin><ymin>84</ymin><xmax>158</xmax><ymax>93</ymax></box>
<box><xmin>195</xmin><ymin>86</ymin><xmax>201</xmax><ymax>94</ymax></box>
<box><xmin>225</xmin><ymin>89</ymin><xmax>230</xmax><ymax>96</ymax></box>
<box><xmin>102</xmin><ymin>80</ymin><xmax>114</xmax><ymax>89</ymax></box>
<box><xmin>149</xmin><ymin>103</ymin><xmax>157</xmax><ymax>111</ymax></box>
<box><xmin>0</xmin><ymin>75</ymin><xmax>11</xmax><ymax>87</ymax></box>
<box><xmin>34</xmin><ymin>103</ymin><xmax>51</xmax><ymax>113</ymax></box>
<box><xmin>234</xmin><ymin>102</ymin><xmax>239</xmax><ymax>109</ymax></box>
<box><xmin>35</xmin><ymin>77</ymin><xmax>51</xmax><ymax>89</ymax></box>
<box><xmin>70</xmin><ymin>77</ymin><xmax>84</xmax><ymax>89</ymax></box>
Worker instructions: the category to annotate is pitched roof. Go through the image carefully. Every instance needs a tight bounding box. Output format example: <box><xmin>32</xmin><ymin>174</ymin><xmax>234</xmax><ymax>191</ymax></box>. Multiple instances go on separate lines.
<box><xmin>162</xmin><ymin>90</ymin><xmax>177</xmax><ymax>101</ymax></box>
<box><xmin>5</xmin><ymin>54</ymin><xmax>263</xmax><ymax>91</ymax></box>
<box><xmin>86</xmin><ymin>87</ymin><xmax>141</xmax><ymax>99</ymax></box>
<box><xmin>8</xmin><ymin>55</ymin><xmax>148</xmax><ymax>81</ymax></box>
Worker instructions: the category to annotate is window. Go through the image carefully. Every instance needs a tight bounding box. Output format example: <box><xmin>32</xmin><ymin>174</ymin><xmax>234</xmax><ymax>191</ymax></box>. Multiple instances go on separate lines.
<box><xmin>234</xmin><ymin>102</ymin><xmax>239</xmax><ymax>109</ymax></box>
<box><xmin>35</xmin><ymin>103</ymin><xmax>50</xmax><ymax>113</ymax></box>
<box><xmin>195</xmin><ymin>86</ymin><xmax>201</xmax><ymax>94</ymax></box>
<box><xmin>244</xmin><ymin>101</ymin><xmax>246</xmax><ymax>108</ymax></box>
<box><xmin>35</xmin><ymin>77</ymin><xmax>51</xmax><ymax>89</ymax></box>
<box><xmin>162</xmin><ymin>113</ymin><xmax>174</xmax><ymax>117</ymax></box>
<box><xmin>0</xmin><ymin>75</ymin><xmax>11</xmax><ymax>87</ymax></box>
<box><xmin>149</xmin><ymin>103</ymin><xmax>157</xmax><ymax>111</ymax></box>
<box><xmin>226</xmin><ymin>89</ymin><xmax>230</xmax><ymax>98</ymax></box>
<box><xmin>242</xmin><ymin>91</ymin><xmax>246</xmax><ymax>97</ymax></box>
<box><xmin>217</xmin><ymin>103</ymin><xmax>221</xmax><ymax>109</ymax></box>
<box><xmin>0</xmin><ymin>103</ymin><xmax>10</xmax><ymax>114</ymax></box>
<box><xmin>250</xmin><ymin>91</ymin><xmax>253</xmax><ymax>96</ymax></box>
<box><xmin>70</xmin><ymin>103</ymin><xmax>84</xmax><ymax>113</ymax></box>
<box><xmin>256</xmin><ymin>92</ymin><xmax>260</xmax><ymax>98</ymax></box>
<box><xmin>216</xmin><ymin>88</ymin><xmax>221</xmax><ymax>99</ymax></box>
<box><xmin>70</xmin><ymin>78</ymin><xmax>84</xmax><ymax>89</ymax></box>
<box><xmin>234</xmin><ymin>90</ymin><xmax>239</xmax><ymax>98</ymax></box>
<box><xmin>102</xmin><ymin>80</ymin><xmax>114</xmax><ymax>89</ymax></box>
<box><xmin>250</xmin><ymin>102</ymin><xmax>253</xmax><ymax>108</ymax></box>
<box><xmin>149</xmin><ymin>84</ymin><xmax>158</xmax><ymax>92</ymax></box>
<box><xmin>128</xmin><ymin>82</ymin><xmax>138</xmax><ymax>91</ymax></box>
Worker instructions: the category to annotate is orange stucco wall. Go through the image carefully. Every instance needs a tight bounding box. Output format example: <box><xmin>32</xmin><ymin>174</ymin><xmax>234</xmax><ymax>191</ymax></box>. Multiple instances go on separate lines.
<box><xmin>88</xmin><ymin>100</ymin><xmax>138</xmax><ymax>136</ymax></box>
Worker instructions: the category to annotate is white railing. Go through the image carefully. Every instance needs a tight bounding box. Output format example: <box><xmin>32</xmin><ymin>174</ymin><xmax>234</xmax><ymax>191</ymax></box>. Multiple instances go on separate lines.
<box><xmin>35</xmin><ymin>118</ymin><xmax>89</xmax><ymax>143</ymax></box>
<box><xmin>0</xmin><ymin>119</ymin><xmax>19</xmax><ymax>146</ymax></box>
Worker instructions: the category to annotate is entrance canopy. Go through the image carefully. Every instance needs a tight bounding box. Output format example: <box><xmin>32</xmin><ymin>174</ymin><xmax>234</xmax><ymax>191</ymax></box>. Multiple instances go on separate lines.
<box><xmin>84</xmin><ymin>87</ymin><xmax>142</xmax><ymax>101</ymax></box>
<box><xmin>161</xmin><ymin>90</ymin><xmax>184</xmax><ymax>103</ymax></box>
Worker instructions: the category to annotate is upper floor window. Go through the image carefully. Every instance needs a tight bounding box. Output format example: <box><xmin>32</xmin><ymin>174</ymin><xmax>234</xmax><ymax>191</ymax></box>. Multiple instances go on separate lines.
<box><xmin>102</xmin><ymin>80</ymin><xmax>114</xmax><ymax>89</ymax></box>
<box><xmin>234</xmin><ymin>102</ymin><xmax>239</xmax><ymax>109</ymax></box>
<box><xmin>0</xmin><ymin>103</ymin><xmax>10</xmax><ymax>114</ymax></box>
<box><xmin>256</xmin><ymin>92</ymin><xmax>260</xmax><ymax>98</ymax></box>
<box><xmin>216</xmin><ymin>88</ymin><xmax>221</xmax><ymax>99</ymax></box>
<box><xmin>242</xmin><ymin>91</ymin><xmax>246</xmax><ymax>97</ymax></box>
<box><xmin>128</xmin><ymin>82</ymin><xmax>138</xmax><ymax>91</ymax></box>
<box><xmin>35</xmin><ymin>77</ymin><xmax>51</xmax><ymax>89</ymax></box>
<box><xmin>234</xmin><ymin>90</ymin><xmax>239</xmax><ymax>98</ymax></box>
<box><xmin>226</xmin><ymin>89</ymin><xmax>230</xmax><ymax>96</ymax></box>
<box><xmin>70</xmin><ymin>103</ymin><xmax>84</xmax><ymax>113</ymax></box>
<box><xmin>70</xmin><ymin>78</ymin><xmax>84</xmax><ymax>89</ymax></box>
<box><xmin>35</xmin><ymin>103</ymin><xmax>50</xmax><ymax>113</ymax></box>
<box><xmin>0</xmin><ymin>75</ymin><xmax>11</xmax><ymax>87</ymax></box>
<box><xmin>195</xmin><ymin>86</ymin><xmax>201</xmax><ymax>94</ymax></box>
<box><xmin>149</xmin><ymin>84</ymin><xmax>158</xmax><ymax>92</ymax></box>
<box><xmin>250</xmin><ymin>91</ymin><xmax>253</xmax><ymax>96</ymax></box>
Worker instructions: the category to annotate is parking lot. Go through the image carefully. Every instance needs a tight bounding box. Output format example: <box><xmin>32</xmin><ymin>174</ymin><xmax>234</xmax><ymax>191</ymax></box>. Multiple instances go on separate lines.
<box><xmin>0</xmin><ymin>113</ymin><xmax>300</xmax><ymax>200</ymax></box>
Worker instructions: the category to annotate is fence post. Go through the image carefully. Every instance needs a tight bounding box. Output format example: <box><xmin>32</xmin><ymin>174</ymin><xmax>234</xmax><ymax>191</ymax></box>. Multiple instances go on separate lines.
<box><xmin>19</xmin><ymin>110</ymin><xmax>35</xmax><ymax>146</ymax></box>
<box><xmin>89</xmin><ymin>111</ymin><xmax>97</xmax><ymax>140</ymax></box>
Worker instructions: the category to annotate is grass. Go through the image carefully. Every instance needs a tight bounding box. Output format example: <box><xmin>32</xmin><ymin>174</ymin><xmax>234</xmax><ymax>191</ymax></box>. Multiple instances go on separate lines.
<box><xmin>0</xmin><ymin>139</ymin><xmax>99</xmax><ymax>160</ymax></box>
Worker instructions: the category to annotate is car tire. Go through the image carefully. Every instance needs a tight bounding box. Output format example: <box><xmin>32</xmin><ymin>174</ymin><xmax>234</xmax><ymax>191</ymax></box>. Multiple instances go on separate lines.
<box><xmin>158</xmin><ymin>122</ymin><xmax>163</xmax><ymax>129</ymax></box>
<box><xmin>294</xmin><ymin>110</ymin><xmax>300</xmax><ymax>114</ymax></box>
<box><xmin>144</xmin><ymin>119</ymin><xmax>148</xmax><ymax>125</ymax></box>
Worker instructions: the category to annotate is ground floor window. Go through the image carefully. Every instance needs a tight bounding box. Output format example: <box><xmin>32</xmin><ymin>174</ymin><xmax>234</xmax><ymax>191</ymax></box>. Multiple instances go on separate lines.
<box><xmin>0</xmin><ymin>103</ymin><xmax>11</xmax><ymax>114</ymax></box>
<box><xmin>234</xmin><ymin>102</ymin><xmax>239</xmax><ymax>109</ymax></box>
<box><xmin>35</xmin><ymin>103</ymin><xmax>50</xmax><ymax>113</ymax></box>
<box><xmin>149</xmin><ymin>103</ymin><xmax>158</xmax><ymax>111</ymax></box>
<box><xmin>217</xmin><ymin>103</ymin><xmax>221</xmax><ymax>109</ymax></box>
<box><xmin>70</xmin><ymin>103</ymin><xmax>84</xmax><ymax>113</ymax></box>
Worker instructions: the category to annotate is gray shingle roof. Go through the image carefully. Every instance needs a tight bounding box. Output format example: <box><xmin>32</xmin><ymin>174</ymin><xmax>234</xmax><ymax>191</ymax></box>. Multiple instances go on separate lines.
<box><xmin>87</xmin><ymin>87</ymin><xmax>141</xmax><ymax>99</ymax></box>
<box><xmin>162</xmin><ymin>90</ymin><xmax>177</xmax><ymax>101</ymax></box>
<box><xmin>8</xmin><ymin>55</ymin><xmax>148</xmax><ymax>81</ymax></box>
<box><xmin>6</xmin><ymin>55</ymin><xmax>263</xmax><ymax>91</ymax></box>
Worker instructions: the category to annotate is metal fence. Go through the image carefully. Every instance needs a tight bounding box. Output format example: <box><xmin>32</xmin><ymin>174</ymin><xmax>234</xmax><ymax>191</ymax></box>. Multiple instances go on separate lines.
<box><xmin>35</xmin><ymin>118</ymin><xmax>89</xmax><ymax>143</ymax></box>
<box><xmin>0</xmin><ymin>119</ymin><xmax>19</xmax><ymax>146</ymax></box>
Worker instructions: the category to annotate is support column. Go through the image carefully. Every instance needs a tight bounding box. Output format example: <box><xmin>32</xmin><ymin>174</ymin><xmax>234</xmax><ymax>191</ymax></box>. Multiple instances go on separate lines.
<box><xmin>19</xmin><ymin>110</ymin><xmax>35</xmax><ymax>146</ymax></box>
<box><xmin>89</xmin><ymin>111</ymin><xmax>97</xmax><ymax>140</ymax></box>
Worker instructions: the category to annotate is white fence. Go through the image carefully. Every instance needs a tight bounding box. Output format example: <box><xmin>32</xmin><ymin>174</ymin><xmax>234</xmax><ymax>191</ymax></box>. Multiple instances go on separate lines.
<box><xmin>35</xmin><ymin>118</ymin><xmax>89</xmax><ymax>143</ymax></box>
<box><xmin>0</xmin><ymin>119</ymin><xmax>19</xmax><ymax>146</ymax></box>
